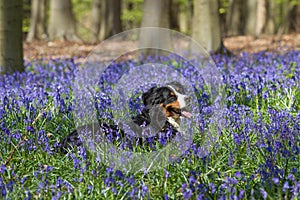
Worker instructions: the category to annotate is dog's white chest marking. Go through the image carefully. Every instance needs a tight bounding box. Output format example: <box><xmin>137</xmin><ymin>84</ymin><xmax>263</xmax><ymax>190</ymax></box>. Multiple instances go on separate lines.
<box><xmin>167</xmin><ymin>117</ymin><xmax>181</xmax><ymax>132</ymax></box>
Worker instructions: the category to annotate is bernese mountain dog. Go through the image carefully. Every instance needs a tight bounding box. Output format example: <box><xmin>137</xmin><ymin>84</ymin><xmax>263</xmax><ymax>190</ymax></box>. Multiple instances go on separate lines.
<box><xmin>59</xmin><ymin>82</ymin><xmax>192</xmax><ymax>153</ymax></box>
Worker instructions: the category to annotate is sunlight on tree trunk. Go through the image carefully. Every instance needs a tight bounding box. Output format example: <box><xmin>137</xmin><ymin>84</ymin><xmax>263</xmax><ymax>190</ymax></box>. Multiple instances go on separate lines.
<box><xmin>0</xmin><ymin>0</ymin><xmax>24</xmax><ymax>74</ymax></box>
<box><xmin>244</xmin><ymin>0</ymin><xmax>257</xmax><ymax>35</ymax></box>
<box><xmin>191</xmin><ymin>0</ymin><xmax>221</xmax><ymax>53</ymax></box>
<box><xmin>48</xmin><ymin>0</ymin><xmax>81</xmax><ymax>42</ymax></box>
<box><xmin>98</xmin><ymin>0</ymin><xmax>122</xmax><ymax>41</ymax></box>
<box><xmin>140</xmin><ymin>0</ymin><xmax>172</xmax><ymax>53</ymax></box>
<box><xmin>226</xmin><ymin>0</ymin><xmax>244</xmax><ymax>35</ymax></box>
<box><xmin>256</xmin><ymin>0</ymin><xmax>267</xmax><ymax>37</ymax></box>
<box><xmin>27</xmin><ymin>0</ymin><xmax>47</xmax><ymax>42</ymax></box>
<box><xmin>91</xmin><ymin>0</ymin><xmax>102</xmax><ymax>42</ymax></box>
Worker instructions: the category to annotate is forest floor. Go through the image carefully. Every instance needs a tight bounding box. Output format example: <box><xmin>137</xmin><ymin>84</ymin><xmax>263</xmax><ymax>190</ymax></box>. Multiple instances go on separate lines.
<box><xmin>23</xmin><ymin>33</ymin><xmax>300</xmax><ymax>61</ymax></box>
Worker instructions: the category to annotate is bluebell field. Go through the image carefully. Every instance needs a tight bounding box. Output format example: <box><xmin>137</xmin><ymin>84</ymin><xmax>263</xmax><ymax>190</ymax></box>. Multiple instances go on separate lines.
<box><xmin>0</xmin><ymin>51</ymin><xmax>299</xmax><ymax>199</ymax></box>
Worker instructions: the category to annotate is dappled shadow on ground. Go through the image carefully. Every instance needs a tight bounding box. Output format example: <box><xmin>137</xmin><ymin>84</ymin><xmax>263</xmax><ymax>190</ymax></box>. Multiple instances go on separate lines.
<box><xmin>23</xmin><ymin>33</ymin><xmax>300</xmax><ymax>61</ymax></box>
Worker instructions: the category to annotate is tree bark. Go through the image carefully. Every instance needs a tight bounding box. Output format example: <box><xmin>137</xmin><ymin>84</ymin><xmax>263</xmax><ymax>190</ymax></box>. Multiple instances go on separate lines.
<box><xmin>191</xmin><ymin>0</ymin><xmax>221</xmax><ymax>52</ymax></box>
<box><xmin>98</xmin><ymin>0</ymin><xmax>122</xmax><ymax>41</ymax></box>
<box><xmin>141</xmin><ymin>0</ymin><xmax>170</xmax><ymax>28</ymax></box>
<box><xmin>26</xmin><ymin>0</ymin><xmax>47</xmax><ymax>42</ymax></box>
<box><xmin>277</xmin><ymin>0</ymin><xmax>295</xmax><ymax>34</ymax></box>
<box><xmin>255</xmin><ymin>0</ymin><xmax>267</xmax><ymax>37</ymax></box>
<box><xmin>289</xmin><ymin>2</ymin><xmax>300</xmax><ymax>33</ymax></box>
<box><xmin>91</xmin><ymin>0</ymin><xmax>102</xmax><ymax>42</ymax></box>
<box><xmin>0</xmin><ymin>0</ymin><xmax>24</xmax><ymax>74</ymax></box>
<box><xmin>265</xmin><ymin>0</ymin><xmax>275</xmax><ymax>34</ymax></box>
<box><xmin>112</xmin><ymin>0</ymin><xmax>122</xmax><ymax>35</ymax></box>
<box><xmin>48</xmin><ymin>0</ymin><xmax>81</xmax><ymax>41</ymax></box>
<box><xmin>139</xmin><ymin>0</ymin><xmax>172</xmax><ymax>53</ymax></box>
<box><xmin>244</xmin><ymin>0</ymin><xmax>257</xmax><ymax>35</ymax></box>
<box><xmin>226</xmin><ymin>0</ymin><xmax>244</xmax><ymax>35</ymax></box>
<box><xmin>170</xmin><ymin>0</ymin><xmax>180</xmax><ymax>31</ymax></box>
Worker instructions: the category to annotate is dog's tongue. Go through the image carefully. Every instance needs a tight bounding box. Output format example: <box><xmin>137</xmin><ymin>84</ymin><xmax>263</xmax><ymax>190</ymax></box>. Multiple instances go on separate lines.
<box><xmin>181</xmin><ymin>110</ymin><xmax>192</xmax><ymax>118</ymax></box>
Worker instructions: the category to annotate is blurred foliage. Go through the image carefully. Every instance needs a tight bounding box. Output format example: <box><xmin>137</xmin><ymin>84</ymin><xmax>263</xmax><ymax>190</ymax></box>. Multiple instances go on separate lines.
<box><xmin>23</xmin><ymin>0</ymin><xmax>31</xmax><ymax>33</ymax></box>
<box><xmin>72</xmin><ymin>0</ymin><xmax>92</xmax><ymax>41</ymax></box>
<box><xmin>218</xmin><ymin>0</ymin><xmax>230</xmax><ymax>14</ymax></box>
<box><xmin>22</xmin><ymin>0</ymin><xmax>300</xmax><ymax>42</ymax></box>
<box><xmin>122</xmin><ymin>0</ymin><xmax>143</xmax><ymax>29</ymax></box>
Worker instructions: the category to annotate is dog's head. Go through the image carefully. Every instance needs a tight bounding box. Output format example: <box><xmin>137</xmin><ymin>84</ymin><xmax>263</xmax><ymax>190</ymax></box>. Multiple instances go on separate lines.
<box><xmin>142</xmin><ymin>82</ymin><xmax>192</xmax><ymax>119</ymax></box>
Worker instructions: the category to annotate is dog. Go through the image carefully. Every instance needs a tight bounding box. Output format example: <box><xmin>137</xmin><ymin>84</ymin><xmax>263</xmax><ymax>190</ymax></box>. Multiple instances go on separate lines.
<box><xmin>59</xmin><ymin>82</ymin><xmax>192</xmax><ymax>153</ymax></box>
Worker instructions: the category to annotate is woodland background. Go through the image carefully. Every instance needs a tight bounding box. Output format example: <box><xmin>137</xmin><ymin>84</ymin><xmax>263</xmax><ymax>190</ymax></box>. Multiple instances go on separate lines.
<box><xmin>1</xmin><ymin>0</ymin><xmax>300</xmax><ymax>74</ymax></box>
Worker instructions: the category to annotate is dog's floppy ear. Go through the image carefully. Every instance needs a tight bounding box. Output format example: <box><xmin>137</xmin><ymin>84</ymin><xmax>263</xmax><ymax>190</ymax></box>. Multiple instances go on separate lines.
<box><xmin>142</xmin><ymin>87</ymin><xmax>158</xmax><ymax>107</ymax></box>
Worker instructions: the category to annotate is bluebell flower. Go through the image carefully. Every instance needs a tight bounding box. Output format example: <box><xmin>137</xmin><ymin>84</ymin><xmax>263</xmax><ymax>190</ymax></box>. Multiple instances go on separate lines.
<box><xmin>183</xmin><ymin>189</ymin><xmax>192</xmax><ymax>199</ymax></box>
<box><xmin>87</xmin><ymin>184</ymin><xmax>93</xmax><ymax>194</ymax></box>
<box><xmin>283</xmin><ymin>181</ymin><xmax>290</xmax><ymax>192</ymax></box>
<box><xmin>272</xmin><ymin>177</ymin><xmax>280</xmax><ymax>185</ymax></box>
<box><xmin>259</xmin><ymin>188</ymin><xmax>268</xmax><ymax>199</ymax></box>
<box><xmin>238</xmin><ymin>190</ymin><xmax>245</xmax><ymax>199</ymax></box>
<box><xmin>141</xmin><ymin>184</ymin><xmax>149</xmax><ymax>197</ymax></box>
<box><xmin>0</xmin><ymin>165</ymin><xmax>5</xmax><ymax>174</ymax></box>
<box><xmin>164</xmin><ymin>194</ymin><xmax>169</xmax><ymax>200</ymax></box>
<box><xmin>115</xmin><ymin>170</ymin><xmax>124</xmax><ymax>179</ymax></box>
<box><xmin>126</xmin><ymin>175</ymin><xmax>136</xmax><ymax>186</ymax></box>
<box><xmin>209</xmin><ymin>183</ymin><xmax>216</xmax><ymax>194</ymax></box>
<box><xmin>56</xmin><ymin>177</ymin><xmax>63</xmax><ymax>188</ymax></box>
<box><xmin>164</xmin><ymin>169</ymin><xmax>170</xmax><ymax>179</ymax></box>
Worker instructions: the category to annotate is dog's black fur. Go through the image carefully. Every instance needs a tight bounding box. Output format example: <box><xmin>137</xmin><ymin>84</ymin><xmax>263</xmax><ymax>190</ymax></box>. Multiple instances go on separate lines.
<box><xmin>59</xmin><ymin>82</ymin><xmax>190</xmax><ymax>153</ymax></box>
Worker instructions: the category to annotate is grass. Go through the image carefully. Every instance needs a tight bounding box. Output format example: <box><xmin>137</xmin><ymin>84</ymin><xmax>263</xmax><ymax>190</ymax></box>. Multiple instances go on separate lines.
<box><xmin>0</xmin><ymin>51</ymin><xmax>300</xmax><ymax>199</ymax></box>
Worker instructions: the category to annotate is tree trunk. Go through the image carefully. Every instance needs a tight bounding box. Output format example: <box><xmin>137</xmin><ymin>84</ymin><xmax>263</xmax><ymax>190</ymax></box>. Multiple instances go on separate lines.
<box><xmin>112</xmin><ymin>0</ymin><xmax>122</xmax><ymax>35</ymax></box>
<box><xmin>265</xmin><ymin>0</ymin><xmax>275</xmax><ymax>34</ymax></box>
<box><xmin>178</xmin><ymin>0</ymin><xmax>192</xmax><ymax>33</ymax></box>
<box><xmin>255</xmin><ymin>0</ymin><xmax>267</xmax><ymax>37</ymax></box>
<box><xmin>0</xmin><ymin>0</ymin><xmax>24</xmax><ymax>74</ymax></box>
<box><xmin>141</xmin><ymin>0</ymin><xmax>170</xmax><ymax>28</ymax></box>
<box><xmin>289</xmin><ymin>2</ymin><xmax>300</xmax><ymax>33</ymax></box>
<box><xmin>139</xmin><ymin>0</ymin><xmax>172</xmax><ymax>53</ymax></box>
<box><xmin>277</xmin><ymin>1</ymin><xmax>295</xmax><ymax>34</ymax></box>
<box><xmin>99</xmin><ymin>0</ymin><xmax>122</xmax><ymax>41</ymax></box>
<box><xmin>170</xmin><ymin>0</ymin><xmax>180</xmax><ymax>31</ymax></box>
<box><xmin>226</xmin><ymin>0</ymin><xmax>244</xmax><ymax>35</ymax></box>
<box><xmin>26</xmin><ymin>0</ymin><xmax>47</xmax><ymax>42</ymax></box>
<box><xmin>91</xmin><ymin>0</ymin><xmax>102</xmax><ymax>42</ymax></box>
<box><xmin>48</xmin><ymin>0</ymin><xmax>81</xmax><ymax>41</ymax></box>
<box><xmin>191</xmin><ymin>0</ymin><xmax>221</xmax><ymax>52</ymax></box>
<box><xmin>244</xmin><ymin>0</ymin><xmax>257</xmax><ymax>35</ymax></box>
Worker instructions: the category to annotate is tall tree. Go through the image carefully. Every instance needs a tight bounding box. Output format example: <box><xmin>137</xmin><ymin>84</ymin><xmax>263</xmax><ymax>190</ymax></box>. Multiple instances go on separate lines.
<box><xmin>0</xmin><ymin>0</ymin><xmax>24</xmax><ymax>74</ymax></box>
<box><xmin>26</xmin><ymin>0</ymin><xmax>47</xmax><ymax>42</ymax></box>
<box><xmin>92</xmin><ymin>0</ymin><xmax>122</xmax><ymax>41</ymax></box>
<box><xmin>48</xmin><ymin>0</ymin><xmax>81</xmax><ymax>41</ymax></box>
<box><xmin>178</xmin><ymin>0</ymin><xmax>192</xmax><ymax>34</ymax></box>
<box><xmin>141</xmin><ymin>0</ymin><xmax>170</xmax><ymax>28</ymax></box>
<box><xmin>244</xmin><ymin>0</ymin><xmax>257</xmax><ymax>35</ymax></box>
<box><xmin>255</xmin><ymin>0</ymin><xmax>267</xmax><ymax>36</ymax></box>
<box><xmin>140</xmin><ymin>0</ymin><xmax>172</xmax><ymax>51</ymax></box>
<box><xmin>170</xmin><ymin>0</ymin><xmax>180</xmax><ymax>31</ymax></box>
<box><xmin>191</xmin><ymin>0</ymin><xmax>221</xmax><ymax>52</ymax></box>
<box><xmin>276</xmin><ymin>0</ymin><xmax>296</xmax><ymax>34</ymax></box>
<box><xmin>226</xmin><ymin>0</ymin><xmax>245</xmax><ymax>35</ymax></box>
<box><xmin>91</xmin><ymin>0</ymin><xmax>102</xmax><ymax>42</ymax></box>
<box><xmin>265</xmin><ymin>0</ymin><xmax>275</xmax><ymax>34</ymax></box>
<box><xmin>289</xmin><ymin>2</ymin><xmax>300</xmax><ymax>33</ymax></box>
